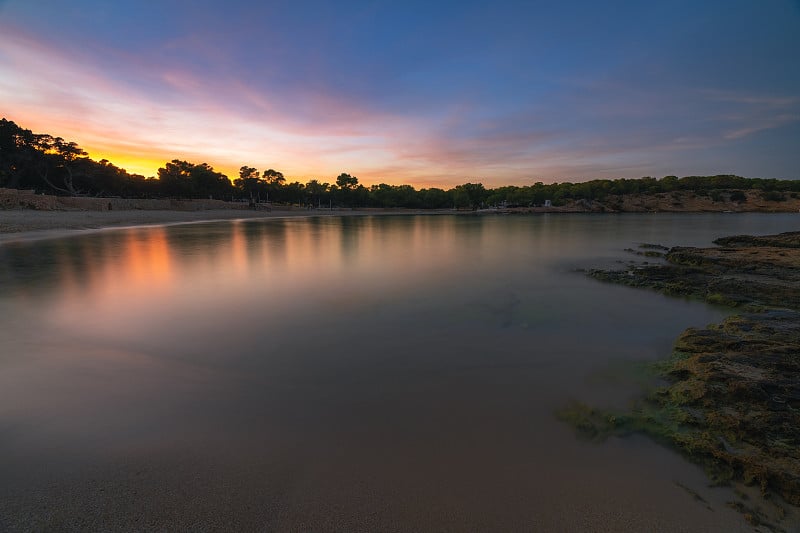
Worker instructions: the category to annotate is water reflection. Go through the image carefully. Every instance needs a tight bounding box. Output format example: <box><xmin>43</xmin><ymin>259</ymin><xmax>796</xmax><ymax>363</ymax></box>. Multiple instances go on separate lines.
<box><xmin>0</xmin><ymin>213</ymin><xmax>798</xmax><ymax>530</ymax></box>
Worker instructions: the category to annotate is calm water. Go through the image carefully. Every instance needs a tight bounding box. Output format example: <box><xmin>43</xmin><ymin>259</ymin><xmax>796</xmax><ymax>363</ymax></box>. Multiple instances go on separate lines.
<box><xmin>1</xmin><ymin>213</ymin><xmax>798</xmax><ymax>531</ymax></box>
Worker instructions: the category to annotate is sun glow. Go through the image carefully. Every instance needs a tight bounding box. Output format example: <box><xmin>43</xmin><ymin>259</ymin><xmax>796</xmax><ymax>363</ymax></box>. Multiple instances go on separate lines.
<box><xmin>85</xmin><ymin>151</ymin><xmax>167</xmax><ymax>179</ymax></box>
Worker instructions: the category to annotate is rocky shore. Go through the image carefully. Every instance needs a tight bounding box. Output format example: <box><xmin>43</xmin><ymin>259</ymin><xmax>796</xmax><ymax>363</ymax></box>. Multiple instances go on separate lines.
<box><xmin>562</xmin><ymin>231</ymin><xmax>800</xmax><ymax>530</ymax></box>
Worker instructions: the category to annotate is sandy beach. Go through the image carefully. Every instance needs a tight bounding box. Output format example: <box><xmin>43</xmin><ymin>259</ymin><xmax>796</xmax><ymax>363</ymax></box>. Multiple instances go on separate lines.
<box><xmin>0</xmin><ymin>189</ymin><xmax>452</xmax><ymax>241</ymax></box>
<box><xmin>0</xmin><ymin>207</ymin><xmax>434</xmax><ymax>243</ymax></box>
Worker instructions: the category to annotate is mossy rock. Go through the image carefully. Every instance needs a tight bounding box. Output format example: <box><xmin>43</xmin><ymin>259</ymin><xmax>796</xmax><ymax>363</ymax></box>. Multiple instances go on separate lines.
<box><xmin>572</xmin><ymin>232</ymin><xmax>800</xmax><ymax>518</ymax></box>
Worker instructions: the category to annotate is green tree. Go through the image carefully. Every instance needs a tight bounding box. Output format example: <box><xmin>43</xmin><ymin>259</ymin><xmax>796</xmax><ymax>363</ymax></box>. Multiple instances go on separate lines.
<box><xmin>452</xmin><ymin>182</ymin><xmax>487</xmax><ymax>210</ymax></box>
<box><xmin>730</xmin><ymin>190</ymin><xmax>747</xmax><ymax>203</ymax></box>
<box><xmin>420</xmin><ymin>187</ymin><xmax>451</xmax><ymax>208</ymax></box>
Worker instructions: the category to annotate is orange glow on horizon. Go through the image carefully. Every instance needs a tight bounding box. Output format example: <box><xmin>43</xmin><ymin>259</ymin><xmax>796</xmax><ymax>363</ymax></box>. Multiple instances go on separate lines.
<box><xmin>85</xmin><ymin>149</ymin><xmax>460</xmax><ymax>189</ymax></box>
<box><xmin>85</xmin><ymin>150</ymin><xmax>166</xmax><ymax>179</ymax></box>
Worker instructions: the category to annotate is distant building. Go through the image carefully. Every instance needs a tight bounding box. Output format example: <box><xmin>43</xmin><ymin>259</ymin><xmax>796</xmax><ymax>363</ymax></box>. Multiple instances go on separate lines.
<box><xmin>544</xmin><ymin>199</ymin><xmax>552</xmax><ymax>207</ymax></box>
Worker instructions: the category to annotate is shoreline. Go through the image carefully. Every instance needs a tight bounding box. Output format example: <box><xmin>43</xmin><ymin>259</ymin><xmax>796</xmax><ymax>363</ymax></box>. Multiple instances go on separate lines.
<box><xmin>3</xmin><ymin>205</ymin><xmax>799</xmax><ymax>245</ymax></box>
<box><xmin>563</xmin><ymin>232</ymin><xmax>800</xmax><ymax>529</ymax></box>
<box><xmin>0</xmin><ymin>208</ymin><xmax>452</xmax><ymax>244</ymax></box>
<box><xmin>3</xmin><ymin>185</ymin><xmax>800</xmax><ymax>244</ymax></box>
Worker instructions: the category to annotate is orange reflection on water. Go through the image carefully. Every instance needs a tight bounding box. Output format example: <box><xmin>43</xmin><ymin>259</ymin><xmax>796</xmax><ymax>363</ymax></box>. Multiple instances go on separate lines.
<box><xmin>48</xmin><ymin>227</ymin><xmax>177</xmax><ymax>336</ymax></box>
<box><xmin>40</xmin><ymin>217</ymin><xmax>481</xmax><ymax>344</ymax></box>
<box><xmin>119</xmin><ymin>228</ymin><xmax>175</xmax><ymax>290</ymax></box>
<box><xmin>228</xmin><ymin>220</ymin><xmax>251</xmax><ymax>281</ymax></box>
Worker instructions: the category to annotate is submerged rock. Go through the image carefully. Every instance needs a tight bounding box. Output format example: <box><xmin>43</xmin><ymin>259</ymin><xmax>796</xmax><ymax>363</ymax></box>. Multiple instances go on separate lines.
<box><xmin>566</xmin><ymin>230</ymin><xmax>800</xmax><ymax>526</ymax></box>
<box><xmin>661</xmin><ymin>311</ymin><xmax>800</xmax><ymax>504</ymax></box>
<box><xmin>589</xmin><ymin>231</ymin><xmax>800</xmax><ymax>310</ymax></box>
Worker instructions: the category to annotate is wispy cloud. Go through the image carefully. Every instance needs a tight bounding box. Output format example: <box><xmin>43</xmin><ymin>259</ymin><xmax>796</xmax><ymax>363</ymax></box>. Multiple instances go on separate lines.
<box><xmin>0</xmin><ymin>25</ymin><xmax>570</xmax><ymax>185</ymax></box>
<box><xmin>2</xmin><ymin>7</ymin><xmax>798</xmax><ymax>187</ymax></box>
<box><xmin>701</xmin><ymin>89</ymin><xmax>798</xmax><ymax>107</ymax></box>
<box><xmin>723</xmin><ymin>114</ymin><xmax>800</xmax><ymax>140</ymax></box>
<box><xmin>0</xmin><ymin>27</ymin><xmax>422</xmax><ymax>180</ymax></box>
<box><xmin>697</xmin><ymin>89</ymin><xmax>800</xmax><ymax>141</ymax></box>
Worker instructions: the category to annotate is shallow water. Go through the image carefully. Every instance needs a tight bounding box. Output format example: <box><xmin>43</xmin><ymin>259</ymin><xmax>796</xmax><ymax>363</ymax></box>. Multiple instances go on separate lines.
<box><xmin>1</xmin><ymin>213</ymin><xmax>798</xmax><ymax>531</ymax></box>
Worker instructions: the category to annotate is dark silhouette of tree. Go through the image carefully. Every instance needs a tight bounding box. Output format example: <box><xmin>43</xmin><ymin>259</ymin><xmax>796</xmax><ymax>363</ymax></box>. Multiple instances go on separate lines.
<box><xmin>192</xmin><ymin>162</ymin><xmax>233</xmax><ymax>199</ymax></box>
<box><xmin>88</xmin><ymin>159</ymin><xmax>130</xmax><ymax>196</ymax></box>
<box><xmin>30</xmin><ymin>135</ymin><xmax>89</xmax><ymax>196</ymax></box>
<box><xmin>261</xmin><ymin>168</ymin><xmax>285</xmax><ymax>202</ymax></box>
<box><xmin>157</xmin><ymin>160</ymin><xmax>231</xmax><ymax>199</ymax></box>
<box><xmin>262</xmin><ymin>168</ymin><xmax>285</xmax><ymax>185</ymax></box>
<box><xmin>235</xmin><ymin>166</ymin><xmax>262</xmax><ymax>202</ymax></box>
<box><xmin>283</xmin><ymin>181</ymin><xmax>305</xmax><ymax>205</ymax></box>
<box><xmin>5</xmin><ymin>117</ymin><xmax>800</xmax><ymax>206</ymax></box>
<box><xmin>1</xmin><ymin>118</ymin><xmax>153</xmax><ymax>197</ymax></box>
<box><xmin>334</xmin><ymin>173</ymin><xmax>360</xmax><ymax>207</ymax></box>
<box><xmin>158</xmin><ymin>160</ymin><xmax>195</xmax><ymax>197</ymax></box>
<box><xmin>305</xmin><ymin>179</ymin><xmax>329</xmax><ymax>207</ymax></box>
<box><xmin>0</xmin><ymin>119</ymin><xmax>36</xmax><ymax>189</ymax></box>
<box><xmin>336</xmin><ymin>172</ymin><xmax>358</xmax><ymax>189</ymax></box>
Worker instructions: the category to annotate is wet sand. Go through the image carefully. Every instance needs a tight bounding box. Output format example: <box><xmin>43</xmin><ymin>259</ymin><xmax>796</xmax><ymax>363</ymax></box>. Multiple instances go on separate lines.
<box><xmin>0</xmin><ymin>434</ymin><xmax>758</xmax><ymax>532</ymax></box>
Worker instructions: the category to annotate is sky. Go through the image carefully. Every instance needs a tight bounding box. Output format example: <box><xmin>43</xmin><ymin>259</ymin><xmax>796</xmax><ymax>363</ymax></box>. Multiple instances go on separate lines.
<box><xmin>1</xmin><ymin>0</ymin><xmax>798</xmax><ymax>187</ymax></box>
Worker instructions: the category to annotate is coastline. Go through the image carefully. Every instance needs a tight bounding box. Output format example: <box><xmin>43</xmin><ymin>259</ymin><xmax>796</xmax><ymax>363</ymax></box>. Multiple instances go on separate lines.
<box><xmin>0</xmin><ymin>207</ymin><xmax>451</xmax><ymax>243</ymax></box>
<box><xmin>562</xmin><ymin>231</ymin><xmax>800</xmax><ymax>529</ymax></box>
<box><xmin>3</xmin><ymin>184</ymin><xmax>800</xmax><ymax>244</ymax></box>
<box><xmin>3</xmin><ymin>205</ymin><xmax>799</xmax><ymax>245</ymax></box>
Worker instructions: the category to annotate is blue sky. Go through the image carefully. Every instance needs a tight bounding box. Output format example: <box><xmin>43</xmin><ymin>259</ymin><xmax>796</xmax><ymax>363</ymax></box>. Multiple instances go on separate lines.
<box><xmin>1</xmin><ymin>0</ymin><xmax>798</xmax><ymax>186</ymax></box>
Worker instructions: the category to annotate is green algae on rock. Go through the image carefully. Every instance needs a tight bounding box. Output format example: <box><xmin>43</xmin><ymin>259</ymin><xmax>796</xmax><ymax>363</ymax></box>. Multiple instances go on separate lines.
<box><xmin>588</xmin><ymin>231</ymin><xmax>800</xmax><ymax>310</ymax></box>
<box><xmin>565</xmin><ymin>230</ymin><xmax>800</xmax><ymax>521</ymax></box>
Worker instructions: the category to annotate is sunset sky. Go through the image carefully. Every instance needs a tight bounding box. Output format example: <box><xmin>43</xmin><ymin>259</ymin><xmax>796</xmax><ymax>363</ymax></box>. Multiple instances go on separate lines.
<box><xmin>1</xmin><ymin>0</ymin><xmax>798</xmax><ymax>187</ymax></box>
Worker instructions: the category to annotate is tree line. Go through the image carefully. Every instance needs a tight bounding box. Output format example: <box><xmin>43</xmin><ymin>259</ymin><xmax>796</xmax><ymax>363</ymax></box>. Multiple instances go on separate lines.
<box><xmin>2</xmin><ymin>118</ymin><xmax>798</xmax><ymax>209</ymax></box>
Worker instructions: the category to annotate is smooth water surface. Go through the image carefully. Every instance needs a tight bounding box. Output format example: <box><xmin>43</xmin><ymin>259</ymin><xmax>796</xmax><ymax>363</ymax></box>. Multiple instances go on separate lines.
<box><xmin>1</xmin><ymin>213</ymin><xmax>798</xmax><ymax>530</ymax></box>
